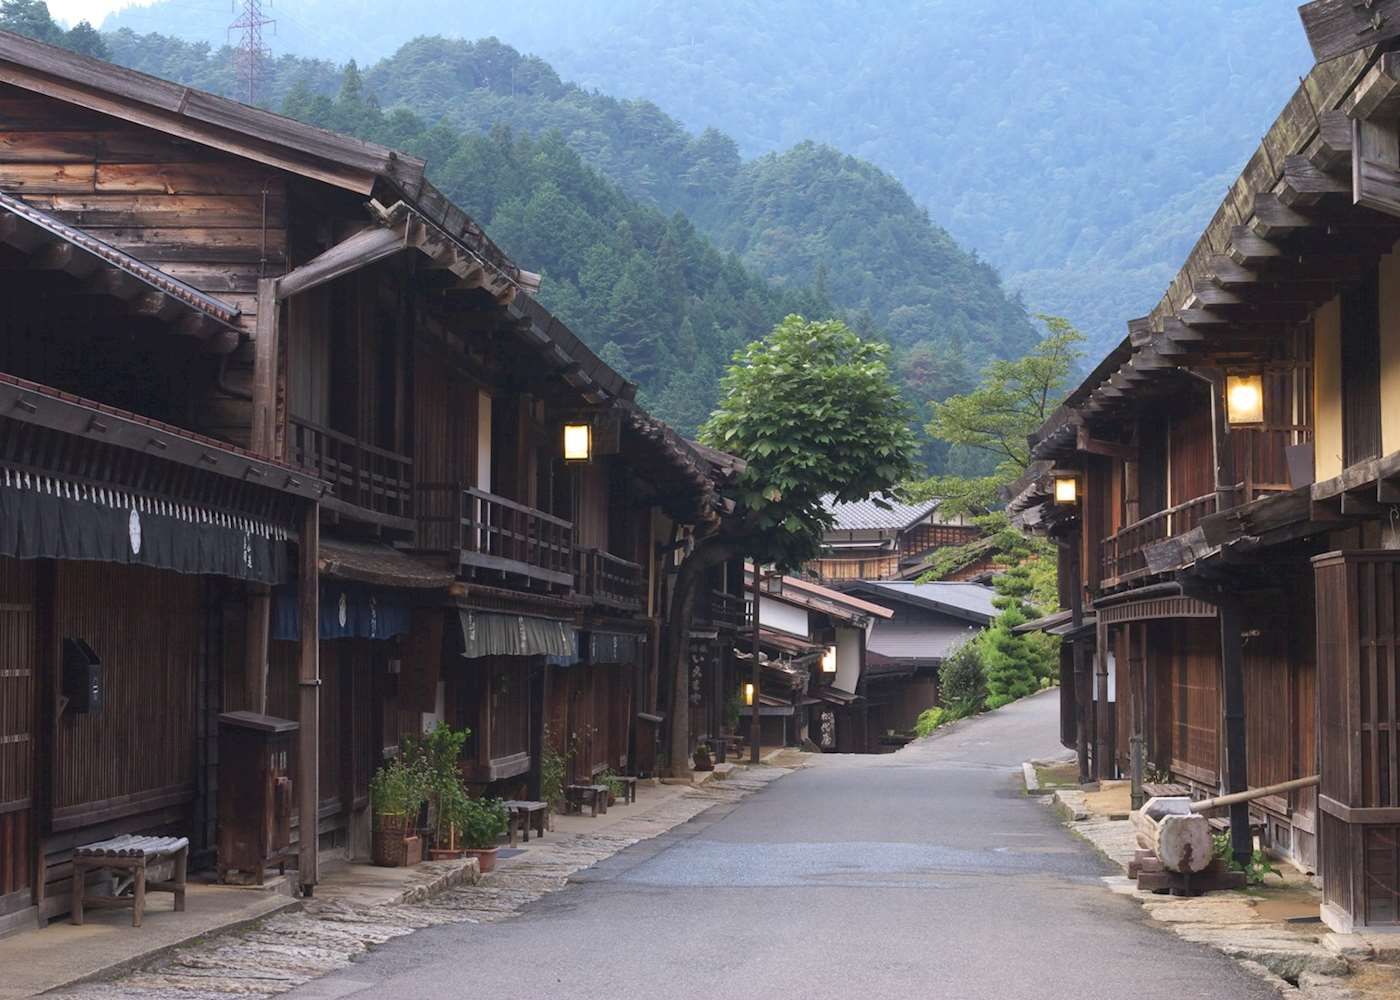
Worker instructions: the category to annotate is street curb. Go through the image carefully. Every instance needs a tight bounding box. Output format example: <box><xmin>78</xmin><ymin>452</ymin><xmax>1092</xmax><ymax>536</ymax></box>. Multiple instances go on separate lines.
<box><xmin>47</xmin><ymin>894</ymin><xmax>303</xmax><ymax>994</ymax></box>
<box><xmin>392</xmin><ymin>857</ymin><xmax>480</xmax><ymax>905</ymax></box>
<box><xmin>1021</xmin><ymin>761</ymin><xmax>1048</xmax><ymax>795</ymax></box>
<box><xmin>1050</xmin><ymin>788</ymin><xmax>1089</xmax><ymax>823</ymax></box>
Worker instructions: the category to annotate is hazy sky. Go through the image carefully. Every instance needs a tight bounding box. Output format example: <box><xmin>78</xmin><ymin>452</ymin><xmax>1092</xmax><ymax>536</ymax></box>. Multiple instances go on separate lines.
<box><xmin>46</xmin><ymin>0</ymin><xmax>151</xmax><ymax>26</ymax></box>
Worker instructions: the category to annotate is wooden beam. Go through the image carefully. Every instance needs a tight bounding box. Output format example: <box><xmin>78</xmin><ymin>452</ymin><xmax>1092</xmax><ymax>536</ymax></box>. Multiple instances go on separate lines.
<box><xmin>1249</xmin><ymin>192</ymin><xmax>1313</xmax><ymax>239</ymax></box>
<box><xmin>275</xmin><ymin>224</ymin><xmax>405</xmax><ymax>300</ymax></box>
<box><xmin>83</xmin><ymin>268</ymin><xmax>145</xmax><ymax>301</ymax></box>
<box><xmin>1298</xmin><ymin>0</ymin><xmax>1400</xmax><ymax>64</ymax></box>
<box><xmin>1076</xmin><ymin>424</ymin><xmax>1137</xmax><ymax>460</ymax></box>
<box><xmin>1280</xmin><ymin>155</ymin><xmax>1350</xmax><ymax>208</ymax></box>
<box><xmin>1228</xmin><ymin>227</ymin><xmax>1282</xmax><ymax>266</ymax></box>
<box><xmin>1312</xmin><ymin>109</ymin><xmax>1355</xmax><ymax>172</ymax></box>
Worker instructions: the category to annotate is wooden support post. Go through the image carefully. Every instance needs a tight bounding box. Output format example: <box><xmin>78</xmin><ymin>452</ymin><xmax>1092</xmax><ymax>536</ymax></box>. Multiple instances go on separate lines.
<box><xmin>749</xmin><ymin>569</ymin><xmax>761</xmax><ymax>765</ymax></box>
<box><xmin>244</xmin><ymin>584</ymin><xmax>271</xmax><ymax>714</ymax></box>
<box><xmin>1067</xmin><ymin>526</ymin><xmax>1090</xmax><ymax>784</ymax></box>
<box><xmin>1094</xmin><ymin>619</ymin><xmax>1110</xmax><ymax>781</ymax></box>
<box><xmin>1129</xmin><ymin>623</ymin><xmax>1147</xmax><ymax>810</ymax></box>
<box><xmin>297</xmin><ymin>501</ymin><xmax>320</xmax><ymax>892</ymax></box>
<box><xmin>1218</xmin><ymin>594</ymin><xmax>1252</xmax><ymax>867</ymax></box>
<box><xmin>251</xmin><ymin>278</ymin><xmax>280</xmax><ymax>458</ymax></box>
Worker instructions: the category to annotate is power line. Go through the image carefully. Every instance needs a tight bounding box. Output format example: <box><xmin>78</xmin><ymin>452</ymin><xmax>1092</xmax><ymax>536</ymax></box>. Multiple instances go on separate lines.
<box><xmin>228</xmin><ymin>0</ymin><xmax>275</xmax><ymax>105</ymax></box>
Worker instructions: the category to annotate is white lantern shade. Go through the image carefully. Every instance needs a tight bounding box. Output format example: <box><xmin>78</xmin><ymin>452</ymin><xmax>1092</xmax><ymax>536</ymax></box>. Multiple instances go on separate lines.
<box><xmin>821</xmin><ymin>646</ymin><xmax>837</xmax><ymax>673</ymax></box>
<box><xmin>1054</xmin><ymin>476</ymin><xmax>1078</xmax><ymax>505</ymax></box>
<box><xmin>563</xmin><ymin>422</ymin><xmax>592</xmax><ymax>462</ymax></box>
<box><xmin>1226</xmin><ymin>374</ymin><xmax>1264</xmax><ymax>426</ymax></box>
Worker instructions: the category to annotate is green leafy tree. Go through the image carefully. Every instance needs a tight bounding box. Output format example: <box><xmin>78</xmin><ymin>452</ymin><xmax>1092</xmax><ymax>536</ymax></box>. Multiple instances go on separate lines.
<box><xmin>0</xmin><ymin>0</ymin><xmax>63</xmax><ymax>45</ymax></box>
<box><xmin>653</xmin><ymin>316</ymin><xmax>916</xmax><ymax>771</ymax></box>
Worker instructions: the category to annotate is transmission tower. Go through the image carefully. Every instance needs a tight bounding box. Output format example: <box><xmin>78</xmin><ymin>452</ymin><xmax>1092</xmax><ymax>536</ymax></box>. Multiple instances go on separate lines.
<box><xmin>229</xmin><ymin>0</ymin><xmax>275</xmax><ymax>105</ymax></box>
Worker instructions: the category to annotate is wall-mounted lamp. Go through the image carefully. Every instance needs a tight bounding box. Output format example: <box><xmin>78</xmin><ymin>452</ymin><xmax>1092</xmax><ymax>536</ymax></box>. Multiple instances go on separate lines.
<box><xmin>743</xmin><ymin>682</ymin><xmax>755</xmax><ymax>706</ymax></box>
<box><xmin>1053</xmin><ymin>476</ymin><xmax>1078</xmax><ymax>505</ymax></box>
<box><xmin>821</xmin><ymin>645</ymin><xmax>837</xmax><ymax>674</ymax></box>
<box><xmin>563</xmin><ymin>421</ymin><xmax>592</xmax><ymax>463</ymax></box>
<box><xmin>1225</xmin><ymin>374</ymin><xmax>1264</xmax><ymax>427</ymax></box>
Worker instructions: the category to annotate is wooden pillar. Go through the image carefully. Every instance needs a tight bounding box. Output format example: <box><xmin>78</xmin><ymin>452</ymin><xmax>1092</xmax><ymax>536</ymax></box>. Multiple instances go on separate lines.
<box><xmin>749</xmin><ymin>569</ymin><xmax>761</xmax><ymax>765</ymax></box>
<box><xmin>1094</xmin><ymin>618</ymin><xmax>1111</xmax><ymax>781</ymax></box>
<box><xmin>297</xmin><ymin>502</ymin><xmax>320</xmax><ymax>892</ymax></box>
<box><xmin>32</xmin><ymin>560</ymin><xmax>56</xmax><ymax>924</ymax></box>
<box><xmin>1067</xmin><ymin>526</ymin><xmax>1090</xmax><ymax>784</ymax></box>
<box><xmin>1128</xmin><ymin>622</ymin><xmax>1147</xmax><ymax>809</ymax></box>
<box><xmin>1219</xmin><ymin>594</ymin><xmax>1252</xmax><ymax>866</ymax></box>
<box><xmin>251</xmin><ymin>278</ymin><xmax>280</xmax><ymax>459</ymax></box>
<box><xmin>1123</xmin><ymin>459</ymin><xmax>1140</xmax><ymax>526</ymax></box>
<box><xmin>244</xmin><ymin>584</ymin><xmax>271</xmax><ymax>713</ymax></box>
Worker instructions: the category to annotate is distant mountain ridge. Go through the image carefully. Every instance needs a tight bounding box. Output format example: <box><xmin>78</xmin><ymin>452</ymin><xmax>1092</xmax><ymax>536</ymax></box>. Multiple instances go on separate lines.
<box><xmin>101</xmin><ymin>0</ymin><xmax>1319</xmax><ymax>355</ymax></box>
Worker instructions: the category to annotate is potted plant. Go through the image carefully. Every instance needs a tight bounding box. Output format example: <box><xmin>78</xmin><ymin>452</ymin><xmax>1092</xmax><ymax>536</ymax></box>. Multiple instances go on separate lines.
<box><xmin>596</xmin><ymin>768</ymin><xmax>625</xmax><ymax>806</ymax></box>
<box><xmin>403</xmin><ymin>723</ymin><xmax>473</xmax><ymax>860</ymax></box>
<box><xmin>459</xmin><ymin>796</ymin><xmax>508</xmax><ymax>873</ymax></box>
<box><xmin>370</xmin><ymin>755</ymin><xmax>427</xmax><ymax>867</ymax></box>
<box><xmin>692</xmin><ymin>743</ymin><xmax>714</xmax><ymax>772</ymax></box>
<box><xmin>541</xmin><ymin>726</ymin><xmax>569</xmax><ymax>815</ymax></box>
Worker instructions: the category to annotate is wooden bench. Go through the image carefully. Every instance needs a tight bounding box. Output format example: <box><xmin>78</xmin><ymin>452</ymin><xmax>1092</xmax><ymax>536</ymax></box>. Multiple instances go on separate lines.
<box><xmin>502</xmin><ymin>800</ymin><xmax>551</xmax><ymax>846</ymax></box>
<box><xmin>613</xmin><ymin>775</ymin><xmax>638</xmax><ymax>805</ymax></box>
<box><xmin>564</xmin><ymin>784</ymin><xmax>609</xmax><ymax>817</ymax></box>
<box><xmin>71</xmin><ymin>835</ymin><xmax>188</xmax><ymax>927</ymax></box>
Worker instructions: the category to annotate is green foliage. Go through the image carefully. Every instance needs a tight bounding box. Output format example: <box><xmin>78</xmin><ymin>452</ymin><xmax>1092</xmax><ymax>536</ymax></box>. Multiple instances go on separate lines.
<box><xmin>596</xmin><ymin>768</ymin><xmax>625</xmax><ymax>801</ymax></box>
<box><xmin>938</xmin><ymin>640</ymin><xmax>987</xmax><ymax>711</ymax></box>
<box><xmin>0</xmin><ymin>0</ymin><xmax>108</xmax><ymax>58</ymax></box>
<box><xmin>913</xmin><ymin>707</ymin><xmax>948</xmax><ymax>738</ymax></box>
<box><xmin>399</xmin><ymin>722</ymin><xmax>471</xmax><ymax>847</ymax></box>
<box><xmin>540</xmin><ymin>726</ymin><xmax>569</xmax><ymax>810</ymax></box>
<box><xmin>458</xmin><ymin>796</ymin><xmax>508</xmax><ymax>850</ymax></box>
<box><xmin>1211</xmin><ymin>831</ymin><xmax>1283</xmax><ymax>886</ymax></box>
<box><xmin>925</xmin><ymin>315</ymin><xmax>1084</xmax><ymax>483</ymax></box>
<box><xmin>700</xmin><ymin>316</ymin><xmax>918</xmax><ymax>568</ymax></box>
<box><xmin>369</xmin><ymin>755</ymin><xmax>428</xmax><ymax>820</ymax></box>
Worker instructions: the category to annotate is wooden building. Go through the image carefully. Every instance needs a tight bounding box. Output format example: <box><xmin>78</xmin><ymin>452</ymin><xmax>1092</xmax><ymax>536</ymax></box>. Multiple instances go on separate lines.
<box><xmin>807</xmin><ymin>494</ymin><xmax>978</xmax><ymax>583</ymax></box>
<box><xmin>0</xmin><ymin>29</ymin><xmax>725</xmax><ymax>933</ymax></box>
<box><xmin>838</xmin><ymin>581</ymin><xmax>997</xmax><ymax>745</ymax></box>
<box><xmin>1010</xmin><ymin>26</ymin><xmax>1400</xmax><ymax>933</ymax></box>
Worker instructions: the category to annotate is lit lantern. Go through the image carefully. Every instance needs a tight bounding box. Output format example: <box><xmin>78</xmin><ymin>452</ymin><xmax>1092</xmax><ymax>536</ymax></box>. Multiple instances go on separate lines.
<box><xmin>821</xmin><ymin>646</ymin><xmax>837</xmax><ymax>673</ymax></box>
<box><xmin>1226</xmin><ymin>374</ymin><xmax>1264</xmax><ymax>426</ymax></box>
<box><xmin>562</xmin><ymin>422</ymin><xmax>592</xmax><ymax>463</ymax></box>
<box><xmin>743</xmin><ymin>682</ymin><xmax>755</xmax><ymax>706</ymax></box>
<box><xmin>1054</xmin><ymin>476</ymin><xmax>1078</xmax><ymax>505</ymax></box>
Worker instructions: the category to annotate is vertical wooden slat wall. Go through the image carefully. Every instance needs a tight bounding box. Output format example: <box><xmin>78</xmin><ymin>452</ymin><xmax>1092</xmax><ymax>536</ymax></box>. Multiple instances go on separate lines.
<box><xmin>1314</xmin><ymin>550</ymin><xmax>1400</xmax><ymax>929</ymax></box>
<box><xmin>0</xmin><ymin>557</ymin><xmax>35</xmax><ymax>909</ymax></box>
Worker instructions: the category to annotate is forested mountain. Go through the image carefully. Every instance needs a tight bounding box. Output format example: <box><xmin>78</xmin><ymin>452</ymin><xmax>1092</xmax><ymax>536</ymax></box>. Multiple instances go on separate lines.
<box><xmin>99</xmin><ymin>0</ymin><xmax>1318</xmax><ymax>355</ymax></box>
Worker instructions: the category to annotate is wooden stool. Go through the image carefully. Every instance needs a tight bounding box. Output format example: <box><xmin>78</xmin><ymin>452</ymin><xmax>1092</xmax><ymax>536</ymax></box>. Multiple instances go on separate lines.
<box><xmin>71</xmin><ymin>835</ymin><xmax>189</xmax><ymax>927</ymax></box>
<box><xmin>564</xmin><ymin>784</ymin><xmax>608</xmax><ymax>817</ymax></box>
<box><xmin>614</xmin><ymin>775</ymin><xmax>638</xmax><ymax>805</ymax></box>
<box><xmin>502</xmin><ymin>800</ymin><xmax>550</xmax><ymax>846</ymax></box>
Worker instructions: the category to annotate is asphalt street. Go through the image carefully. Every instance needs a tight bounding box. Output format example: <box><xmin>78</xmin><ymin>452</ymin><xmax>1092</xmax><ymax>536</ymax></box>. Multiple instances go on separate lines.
<box><xmin>285</xmin><ymin>689</ymin><xmax>1279</xmax><ymax>1000</ymax></box>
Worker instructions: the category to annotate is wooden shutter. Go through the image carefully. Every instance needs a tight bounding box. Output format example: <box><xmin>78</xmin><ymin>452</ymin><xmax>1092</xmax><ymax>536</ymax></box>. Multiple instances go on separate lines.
<box><xmin>1342</xmin><ymin>266</ymin><xmax>1382</xmax><ymax>468</ymax></box>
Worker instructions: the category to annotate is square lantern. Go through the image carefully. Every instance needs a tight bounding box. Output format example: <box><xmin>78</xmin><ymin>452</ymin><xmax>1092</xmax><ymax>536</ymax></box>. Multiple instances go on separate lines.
<box><xmin>1054</xmin><ymin>476</ymin><xmax>1078</xmax><ymax>505</ymax></box>
<box><xmin>1226</xmin><ymin>374</ymin><xmax>1264</xmax><ymax>426</ymax></box>
<box><xmin>821</xmin><ymin>646</ymin><xmax>837</xmax><ymax>673</ymax></box>
<box><xmin>743</xmin><ymin>682</ymin><xmax>755</xmax><ymax>706</ymax></box>
<box><xmin>563</xmin><ymin>421</ymin><xmax>592</xmax><ymax>463</ymax></box>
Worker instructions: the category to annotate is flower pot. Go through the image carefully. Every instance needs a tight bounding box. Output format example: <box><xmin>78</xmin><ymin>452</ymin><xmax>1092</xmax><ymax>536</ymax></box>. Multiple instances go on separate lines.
<box><xmin>692</xmin><ymin>754</ymin><xmax>714</xmax><ymax>772</ymax></box>
<box><xmin>466</xmin><ymin>847</ymin><xmax>499</xmax><ymax>873</ymax></box>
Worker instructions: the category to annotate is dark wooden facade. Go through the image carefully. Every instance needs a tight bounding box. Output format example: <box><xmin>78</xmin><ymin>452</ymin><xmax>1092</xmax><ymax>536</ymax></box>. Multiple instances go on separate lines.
<box><xmin>0</xmin><ymin>28</ymin><xmax>725</xmax><ymax>937</ymax></box>
<box><xmin>1009</xmin><ymin>36</ymin><xmax>1400</xmax><ymax>931</ymax></box>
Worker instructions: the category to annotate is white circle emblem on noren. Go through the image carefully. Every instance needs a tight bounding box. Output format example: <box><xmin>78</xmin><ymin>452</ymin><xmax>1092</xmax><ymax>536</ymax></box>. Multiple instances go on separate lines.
<box><xmin>128</xmin><ymin>508</ymin><xmax>142</xmax><ymax>554</ymax></box>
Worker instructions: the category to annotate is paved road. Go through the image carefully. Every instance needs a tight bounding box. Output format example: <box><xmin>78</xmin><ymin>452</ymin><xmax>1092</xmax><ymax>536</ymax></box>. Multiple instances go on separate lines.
<box><xmin>288</xmin><ymin>690</ymin><xmax>1278</xmax><ymax>1000</ymax></box>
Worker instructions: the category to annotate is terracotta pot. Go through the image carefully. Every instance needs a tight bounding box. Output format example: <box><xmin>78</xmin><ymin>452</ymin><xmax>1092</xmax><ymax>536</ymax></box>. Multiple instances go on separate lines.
<box><xmin>693</xmin><ymin>755</ymin><xmax>714</xmax><ymax>772</ymax></box>
<box><xmin>466</xmin><ymin>847</ymin><xmax>499</xmax><ymax>873</ymax></box>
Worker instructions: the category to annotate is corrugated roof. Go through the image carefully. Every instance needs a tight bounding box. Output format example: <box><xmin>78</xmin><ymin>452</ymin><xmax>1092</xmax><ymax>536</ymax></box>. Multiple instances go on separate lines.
<box><xmin>849</xmin><ymin>581</ymin><xmax>1000</xmax><ymax>624</ymax></box>
<box><xmin>821</xmin><ymin>493</ymin><xmax>940</xmax><ymax>531</ymax></box>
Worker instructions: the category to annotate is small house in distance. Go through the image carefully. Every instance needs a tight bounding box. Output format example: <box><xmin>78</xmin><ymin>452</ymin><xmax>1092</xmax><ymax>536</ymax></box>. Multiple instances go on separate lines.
<box><xmin>808</xmin><ymin>494</ymin><xmax>979</xmax><ymax>583</ymax></box>
<box><xmin>837</xmin><ymin>581</ymin><xmax>998</xmax><ymax>745</ymax></box>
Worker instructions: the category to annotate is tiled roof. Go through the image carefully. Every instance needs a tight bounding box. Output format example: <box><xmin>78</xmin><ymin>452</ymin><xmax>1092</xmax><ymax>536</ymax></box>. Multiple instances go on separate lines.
<box><xmin>866</xmin><ymin>622</ymin><xmax>983</xmax><ymax>663</ymax></box>
<box><xmin>822</xmin><ymin>493</ymin><xmax>941</xmax><ymax>531</ymax></box>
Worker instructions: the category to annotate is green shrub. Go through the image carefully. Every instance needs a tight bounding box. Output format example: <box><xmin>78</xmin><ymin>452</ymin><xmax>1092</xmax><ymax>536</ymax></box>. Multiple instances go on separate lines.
<box><xmin>914</xmin><ymin>707</ymin><xmax>948</xmax><ymax>738</ymax></box>
<box><xmin>597</xmin><ymin>768</ymin><xmax>626</xmax><ymax>800</ymax></box>
<box><xmin>541</xmin><ymin>726</ymin><xmax>570</xmax><ymax>810</ymax></box>
<box><xmin>1211</xmin><ymin>831</ymin><xmax>1282</xmax><ymax>886</ymax></box>
<box><xmin>938</xmin><ymin>639</ymin><xmax>987</xmax><ymax>710</ymax></box>
<box><xmin>459</xmin><ymin>796</ymin><xmax>509</xmax><ymax>849</ymax></box>
<box><xmin>369</xmin><ymin>755</ymin><xmax>427</xmax><ymax>821</ymax></box>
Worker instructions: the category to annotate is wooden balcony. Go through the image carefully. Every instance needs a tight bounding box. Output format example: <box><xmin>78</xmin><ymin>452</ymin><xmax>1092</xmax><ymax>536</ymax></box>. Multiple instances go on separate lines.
<box><xmin>416</xmin><ymin>484</ymin><xmax>574</xmax><ymax>588</ymax></box>
<box><xmin>575</xmin><ymin>547</ymin><xmax>645</xmax><ymax>612</ymax></box>
<box><xmin>1100</xmin><ymin>425</ymin><xmax>1310</xmax><ymax>589</ymax></box>
<box><xmin>287</xmin><ymin>416</ymin><xmax>413</xmax><ymax>527</ymax></box>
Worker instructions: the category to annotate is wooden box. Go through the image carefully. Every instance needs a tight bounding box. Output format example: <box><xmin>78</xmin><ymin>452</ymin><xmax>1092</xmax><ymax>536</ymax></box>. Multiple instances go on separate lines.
<box><xmin>1313</xmin><ymin>551</ymin><xmax>1400</xmax><ymax>930</ymax></box>
<box><xmin>217</xmin><ymin>711</ymin><xmax>298</xmax><ymax>885</ymax></box>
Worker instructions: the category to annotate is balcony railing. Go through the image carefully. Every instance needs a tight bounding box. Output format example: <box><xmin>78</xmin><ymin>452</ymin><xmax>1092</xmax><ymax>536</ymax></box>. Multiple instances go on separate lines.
<box><xmin>1100</xmin><ymin>424</ymin><xmax>1311</xmax><ymax>588</ymax></box>
<box><xmin>1102</xmin><ymin>494</ymin><xmax>1218</xmax><ymax>585</ymax></box>
<box><xmin>416</xmin><ymin>484</ymin><xmax>574</xmax><ymax>588</ymax></box>
<box><xmin>576</xmin><ymin>547</ymin><xmax>645</xmax><ymax>611</ymax></box>
<box><xmin>287</xmin><ymin>416</ymin><xmax>413</xmax><ymax>523</ymax></box>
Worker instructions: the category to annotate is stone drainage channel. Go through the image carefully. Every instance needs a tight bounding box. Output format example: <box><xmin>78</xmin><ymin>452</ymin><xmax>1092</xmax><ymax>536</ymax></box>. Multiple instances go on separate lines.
<box><xmin>55</xmin><ymin>767</ymin><xmax>794</xmax><ymax>1000</ymax></box>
